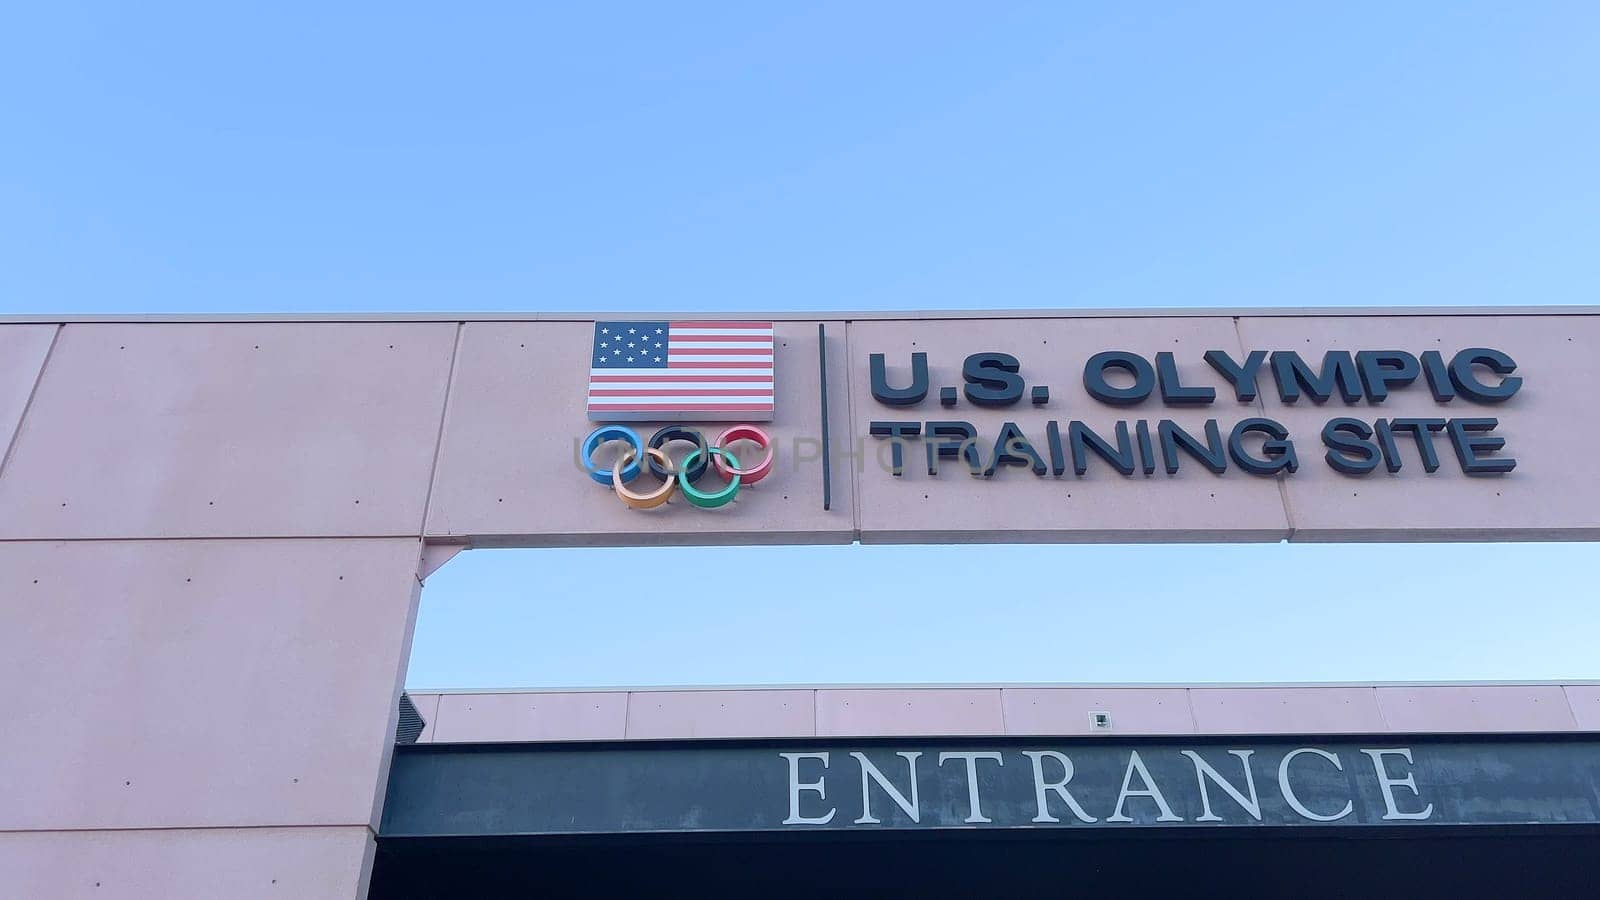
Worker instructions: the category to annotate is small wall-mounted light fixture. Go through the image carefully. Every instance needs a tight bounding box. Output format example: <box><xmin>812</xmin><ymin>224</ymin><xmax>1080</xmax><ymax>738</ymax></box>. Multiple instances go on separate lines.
<box><xmin>1089</xmin><ymin>710</ymin><xmax>1113</xmax><ymax>732</ymax></box>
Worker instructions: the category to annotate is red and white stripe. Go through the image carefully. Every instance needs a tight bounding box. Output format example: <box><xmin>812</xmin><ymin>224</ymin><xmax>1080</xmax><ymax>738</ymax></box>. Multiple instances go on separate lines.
<box><xmin>587</xmin><ymin>322</ymin><xmax>775</xmax><ymax>421</ymax></box>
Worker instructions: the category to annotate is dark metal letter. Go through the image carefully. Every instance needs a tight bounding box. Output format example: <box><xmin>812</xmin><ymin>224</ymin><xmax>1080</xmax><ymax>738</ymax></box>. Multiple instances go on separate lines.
<box><xmin>870</xmin><ymin>352</ymin><xmax>929</xmax><ymax>406</ymax></box>
<box><xmin>1084</xmin><ymin>351</ymin><xmax>1156</xmax><ymax>406</ymax></box>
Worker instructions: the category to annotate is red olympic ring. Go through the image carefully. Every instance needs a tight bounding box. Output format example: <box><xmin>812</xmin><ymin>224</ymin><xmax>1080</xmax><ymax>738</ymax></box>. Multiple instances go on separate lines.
<box><xmin>710</xmin><ymin>424</ymin><xmax>774</xmax><ymax>485</ymax></box>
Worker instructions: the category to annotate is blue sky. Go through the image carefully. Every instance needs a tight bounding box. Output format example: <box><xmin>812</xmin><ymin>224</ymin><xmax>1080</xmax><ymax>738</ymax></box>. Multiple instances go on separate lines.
<box><xmin>5</xmin><ymin>3</ymin><xmax>1597</xmax><ymax>685</ymax></box>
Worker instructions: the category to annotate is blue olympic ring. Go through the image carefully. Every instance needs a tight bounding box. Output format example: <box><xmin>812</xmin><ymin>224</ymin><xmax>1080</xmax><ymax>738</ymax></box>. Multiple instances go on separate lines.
<box><xmin>581</xmin><ymin>425</ymin><xmax>644</xmax><ymax>485</ymax></box>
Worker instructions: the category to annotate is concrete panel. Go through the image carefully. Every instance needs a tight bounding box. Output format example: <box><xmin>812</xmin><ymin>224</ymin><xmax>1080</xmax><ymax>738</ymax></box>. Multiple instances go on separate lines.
<box><xmin>625</xmin><ymin>689</ymin><xmax>816</xmax><ymax>739</ymax></box>
<box><xmin>430</xmin><ymin>691</ymin><xmax>628</xmax><ymax>742</ymax></box>
<box><xmin>1564</xmin><ymin>685</ymin><xmax>1600</xmax><ymax>731</ymax></box>
<box><xmin>393</xmin><ymin>684</ymin><xmax>1595</xmax><ymax>742</ymax></box>
<box><xmin>1239</xmin><ymin>315</ymin><xmax>1600</xmax><ymax>540</ymax></box>
<box><xmin>0</xmin><ymin>826</ymin><xmax>374</xmax><ymax>900</ymax></box>
<box><xmin>0</xmin><ymin>323</ymin><xmax>456</xmax><ymax>539</ymax></box>
<box><xmin>816</xmin><ymin>688</ymin><xmax>1006</xmax><ymax>737</ymax></box>
<box><xmin>1189</xmin><ymin>687</ymin><xmax>1387</xmax><ymax>734</ymax></box>
<box><xmin>426</xmin><ymin>321</ymin><xmax>854</xmax><ymax>546</ymax></box>
<box><xmin>0</xmin><ymin>324</ymin><xmax>55</xmax><ymax>469</ymax></box>
<box><xmin>1001</xmin><ymin>688</ymin><xmax>1194</xmax><ymax>735</ymax></box>
<box><xmin>1376</xmin><ymin>685</ymin><xmax>1578</xmax><ymax>733</ymax></box>
<box><xmin>848</xmin><ymin>318</ymin><xmax>1292</xmax><ymax>543</ymax></box>
<box><xmin>0</xmin><ymin>539</ymin><xmax>423</xmax><ymax>831</ymax></box>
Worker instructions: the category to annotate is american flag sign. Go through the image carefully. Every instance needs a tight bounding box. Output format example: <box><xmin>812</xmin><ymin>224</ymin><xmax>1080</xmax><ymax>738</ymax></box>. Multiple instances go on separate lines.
<box><xmin>587</xmin><ymin>321</ymin><xmax>775</xmax><ymax>422</ymax></box>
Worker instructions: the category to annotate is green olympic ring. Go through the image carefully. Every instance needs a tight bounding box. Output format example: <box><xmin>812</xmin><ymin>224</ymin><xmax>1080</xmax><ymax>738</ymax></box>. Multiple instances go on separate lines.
<box><xmin>677</xmin><ymin>447</ymin><xmax>741</xmax><ymax>509</ymax></box>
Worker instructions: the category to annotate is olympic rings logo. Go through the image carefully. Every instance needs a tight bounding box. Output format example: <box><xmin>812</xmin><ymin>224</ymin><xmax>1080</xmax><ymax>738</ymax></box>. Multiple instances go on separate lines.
<box><xmin>581</xmin><ymin>424</ymin><xmax>774</xmax><ymax>510</ymax></box>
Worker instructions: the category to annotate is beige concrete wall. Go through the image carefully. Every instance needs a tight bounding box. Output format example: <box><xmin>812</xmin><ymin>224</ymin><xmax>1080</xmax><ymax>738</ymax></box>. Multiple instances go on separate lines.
<box><xmin>0</xmin><ymin>828</ymin><xmax>375</xmax><ymax>900</ymax></box>
<box><xmin>3</xmin><ymin>312</ymin><xmax>1594</xmax><ymax>548</ymax></box>
<box><xmin>0</xmin><ymin>543</ymin><xmax>419</xmax><ymax>896</ymax></box>
<box><xmin>0</xmin><ymin>309</ymin><xmax>1593</xmax><ymax>898</ymax></box>
<box><xmin>0</xmin><ymin>323</ymin><xmax>457</xmax><ymax>539</ymax></box>
<box><xmin>0</xmin><ymin>323</ymin><xmax>445</xmax><ymax>899</ymax></box>
<box><xmin>406</xmin><ymin>682</ymin><xmax>1592</xmax><ymax>742</ymax></box>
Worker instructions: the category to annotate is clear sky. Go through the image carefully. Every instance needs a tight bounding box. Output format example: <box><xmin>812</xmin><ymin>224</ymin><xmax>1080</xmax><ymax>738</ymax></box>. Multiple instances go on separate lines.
<box><xmin>5</xmin><ymin>3</ymin><xmax>1597</xmax><ymax>686</ymax></box>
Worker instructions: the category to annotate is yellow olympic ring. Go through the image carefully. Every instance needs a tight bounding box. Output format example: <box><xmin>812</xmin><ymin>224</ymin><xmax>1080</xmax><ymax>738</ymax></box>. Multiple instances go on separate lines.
<box><xmin>612</xmin><ymin>447</ymin><xmax>677</xmax><ymax>509</ymax></box>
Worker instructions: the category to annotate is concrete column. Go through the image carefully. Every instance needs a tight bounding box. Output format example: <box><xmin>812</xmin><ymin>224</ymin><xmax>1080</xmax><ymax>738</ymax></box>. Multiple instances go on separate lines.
<box><xmin>0</xmin><ymin>321</ymin><xmax>458</xmax><ymax>898</ymax></box>
<box><xmin>0</xmin><ymin>539</ymin><xmax>425</xmax><ymax>899</ymax></box>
